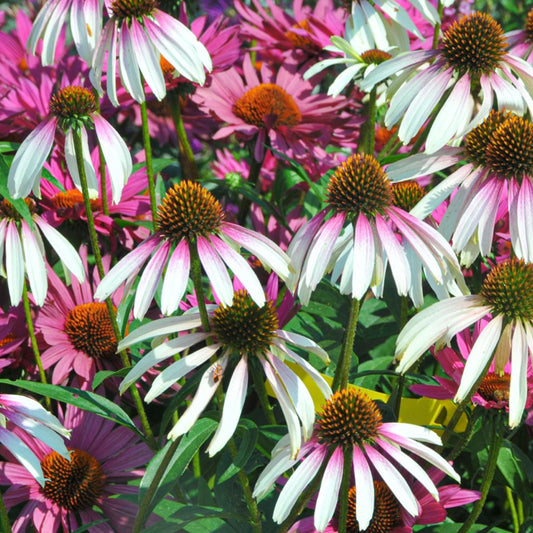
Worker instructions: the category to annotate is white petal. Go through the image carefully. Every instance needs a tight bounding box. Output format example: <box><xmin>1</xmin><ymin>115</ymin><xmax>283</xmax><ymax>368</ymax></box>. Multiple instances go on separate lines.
<box><xmin>509</xmin><ymin>321</ymin><xmax>528</xmax><ymax>428</ymax></box>
<box><xmin>314</xmin><ymin>447</ymin><xmax>344</xmax><ymax>532</ymax></box>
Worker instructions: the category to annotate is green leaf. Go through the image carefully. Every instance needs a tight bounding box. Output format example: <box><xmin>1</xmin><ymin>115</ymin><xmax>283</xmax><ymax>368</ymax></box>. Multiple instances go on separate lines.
<box><xmin>138</xmin><ymin>418</ymin><xmax>217</xmax><ymax>516</ymax></box>
<box><xmin>217</xmin><ymin>419</ymin><xmax>258</xmax><ymax>484</ymax></box>
<box><xmin>71</xmin><ymin>519</ymin><xmax>109</xmax><ymax>532</ymax></box>
<box><xmin>0</xmin><ymin>142</ymin><xmax>19</xmax><ymax>153</ymax></box>
<box><xmin>41</xmin><ymin>167</ymin><xmax>66</xmax><ymax>193</ymax></box>
<box><xmin>92</xmin><ymin>368</ymin><xmax>130</xmax><ymax>390</ymax></box>
<box><xmin>0</xmin><ymin>380</ymin><xmax>140</xmax><ymax>435</ymax></box>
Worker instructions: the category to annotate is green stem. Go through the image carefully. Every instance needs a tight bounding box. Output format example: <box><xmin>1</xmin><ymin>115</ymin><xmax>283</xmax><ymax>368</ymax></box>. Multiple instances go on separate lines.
<box><xmin>237</xmin><ymin>145</ymin><xmax>265</xmax><ymax>225</ymax></box>
<box><xmin>446</xmin><ymin>407</ymin><xmax>481</xmax><ymax>462</ymax></box>
<box><xmin>72</xmin><ymin>128</ymin><xmax>156</xmax><ymax>449</ymax></box>
<box><xmin>0</xmin><ymin>489</ymin><xmax>11</xmax><ymax>533</ymax></box>
<box><xmin>228</xmin><ymin>438</ymin><xmax>262</xmax><ymax>533</ymax></box>
<box><xmin>167</xmin><ymin>89</ymin><xmax>199</xmax><ymax>179</ymax></box>
<box><xmin>506</xmin><ymin>486</ymin><xmax>520</xmax><ymax>533</ymax></box>
<box><xmin>457</xmin><ymin>416</ymin><xmax>503</xmax><ymax>533</ymax></box>
<box><xmin>517</xmin><ymin>498</ymin><xmax>524</xmax><ymax>524</ymax></box>
<box><xmin>336</xmin><ymin>447</ymin><xmax>353</xmax><ymax>533</ymax></box>
<box><xmin>133</xmin><ymin>438</ymin><xmax>181</xmax><ymax>533</ymax></box>
<box><xmin>377</xmin><ymin>129</ymin><xmax>400</xmax><ymax>162</ymax></box>
<box><xmin>189</xmin><ymin>243</ymin><xmax>211</xmax><ymax>333</ymax></box>
<box><xmin>388</xmin><ymin>297</ymin><xmax>410</xmax><ymax>418</ymax></box>
<box><xmin>358</xmin><ymin>87</ymin><xmax>377</xmax><ymax>155</ymax></box>
<box><xmin>22</xmin><ymin>281</ymin><xmax>50</xmax><ymax>409</ymax></box>
<box><xmin>332</xmin><ymin>298</ymin><xmax>360</xmax><ymax>392</ymax></box>
<box><xmin>432</xmin><ymin>2</ymin><xmax>444</xmax><ymax>49</ymax></box>
<box><xmin>139</xmin><ymin>99</ymin><xmax>158</xmax><ymax>224</ymax></box>
<box><xmin>250</xmin><ymin>360</ymin><xmax>277</xmax><ymax>425</ymax></box>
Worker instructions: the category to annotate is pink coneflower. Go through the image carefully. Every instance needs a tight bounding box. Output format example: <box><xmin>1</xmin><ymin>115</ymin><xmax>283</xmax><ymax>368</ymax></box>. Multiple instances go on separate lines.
<box><xmin>119</xmin><ymin>290</ymin><xmax>332</xmax><ymax>458</ymax></box>
<box><xmin>0</xmin><ymin>394</ymin><xmax>70</xmax><ymax>486</ymax></box>
<box><xmin>410</xmin><ymin>319</ymin><xmax>533</xmax><ymax>414</ymax></box>
<box><xmin>359</xmin><ymin>12</ymin><xmax>533</xmax><ymax>153</ymax></box>
<box><xmin>95</xmin><ymin>180</ymin><xmax>292</xmax><ymax>318</ymax></box>
<box><xmin>287</xmin><ymin>154</ymin><xmax>466</xmax><ymax>306</ymax></box>
<box><xmin>289</xmin><ymin>467</ymin><xmax>480</xmax><ymax>532</ymax></box>
<box><xmin>8</xmin><ymin>85</ymin><xmax>132</xmax><ymax>203</ymax></box>
<box><xmin>91</xmin><ymin>0</ymin><xmax>212</xmax><ymax>106</ymax></box>
<box><xmin>254</xmin><ymin>388</ymin><xmax>460</xmax><ymax>532</ymax></box>
<box><xmin>36</xmin><ymin>247</ymin><xmax>123</xmax><ymax>386</ymax></box>
<box><xmin>0</xmin><ymin>403</ymin><xmax>153</xmax><ymax>532</ymax></box>
<box><xmin>0</xmin><ymin>198</ymin><xmax>84</xmax><ymax>306</ymax></box>
<box><xmin>386</xmin><ymin>111</ymin><xmax>533</xmax><ymax>266</ymax></box>
<box><xmin>28</xmin><ymin>0</ymin><xmax>104</xmax><ymax>65</ymax></box>
<box><xmin>194</xmin><ymin>55</ymin><xmax>350</xmax><ymax>161</ymax></box>
<box><xmin>396</xmin><ymin>258</ymin><xmax>533</xmax><ymax>428</ymax></box>
<box><xmin>235</xmin><ymin>0</ymin><xmax>345</xmax><ymax>65</ymax></box>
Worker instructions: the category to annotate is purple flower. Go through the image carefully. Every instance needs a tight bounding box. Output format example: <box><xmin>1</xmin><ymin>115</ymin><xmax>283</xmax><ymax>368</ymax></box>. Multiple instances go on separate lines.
<box><xmin>0</xmin><ymin>404</ymin><xmax>153</xmax><ymax>532</ymax></box>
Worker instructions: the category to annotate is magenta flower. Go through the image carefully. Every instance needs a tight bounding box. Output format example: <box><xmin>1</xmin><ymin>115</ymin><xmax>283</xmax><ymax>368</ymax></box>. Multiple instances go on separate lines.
<box><xmin>287</xmin><ymin>154</ymin><xmax>466</xmax><ymax>306</ymax></box>
<box><xmin>506</xmin><ymin>8</ymin><xmax>533</xmax><ymax>63</ymax></box>
<box><xmin>91</xmin><ymin>0</ymin><xmax>212</xmax><ymax>106</ymax></box>
<box><xmin>396</xmin><ymin>258</ymin><xmax>533</xmax><ymax>428</ymax></box>
<box><xmin>360</xmin><ymin>12</ymin><xmax>533</xmax><ymax>153</ymax></box>
<box><xmin>254</xmin><ymin>388</ymin><xmax>460</xmax><ymax>532</ymax></box>
<box><xmin>235</xmin><ymin>0</ymin><xmax>345</xmax><ymax>65</ymax></box>
<box><xmin>0</xmin><ymin>394</ymin><xmax>70</xmax><ymax>486</ymax></box>
<box><xmin>8</xmin><ymin>85</ymin><xmax>132</xmax><ymax>204</ymax></box>
<box><xmin>95</xmin><ymin>181</ymin><xmax>292</xmax><ymax>319</ymax></box>
<box><xmin>0</xmin><ymin>404</ymin><xmax>153</xmax><ymax>532</ymax></box>
<box><xmin>119</xmin><ymin>290</ymin><xmax>331</xmax><ymax>458</ymax></box>
<box><xmin>194</xmin><ymin>55</ymin><xmax>350</xmax><ymax>161</ymax></box>
<box><xmin>387</xmin><ymin>111</ymin><xmax>533</xmax><ymax>266</ymax></box>
<box><xmin>36</xmin><ymin>247</ymin><xmax>123</xmax><ymax>386</ymax></box>
<box><xmin>0</xmin><ymin>198</ymin><xmax>84</xmax><ymax>307</ymax></box>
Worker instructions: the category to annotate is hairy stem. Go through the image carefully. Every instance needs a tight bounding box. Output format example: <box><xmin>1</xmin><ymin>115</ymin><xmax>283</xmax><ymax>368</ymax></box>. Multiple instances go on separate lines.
<box><xmin>22</xmin><ymin>281</ymin><xmax>50</xmax><ymax>409</ymax></box>
<box><xmin>72</xmin><ymin>128</ymin><xmax>156</xmax><ymax>449</ymax></box>
<box><xmin>140</xmin><ymin>99</ymin><xmax>158</xmax><ymax>223</ymax></box>
<box><xmin>332</xmin><ymin>298</ymin><xmax>360</xmax><ymax>392</ymax></box>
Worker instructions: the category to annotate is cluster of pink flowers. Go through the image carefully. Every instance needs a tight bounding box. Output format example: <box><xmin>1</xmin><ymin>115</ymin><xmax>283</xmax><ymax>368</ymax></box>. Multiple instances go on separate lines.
<box><xmin>0</xmin><ymin>0</ymin><xmax>532</xmax><ymax>532</ymax></box>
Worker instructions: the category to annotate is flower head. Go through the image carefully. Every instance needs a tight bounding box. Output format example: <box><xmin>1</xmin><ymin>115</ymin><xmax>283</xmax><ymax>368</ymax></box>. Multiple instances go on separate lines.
<box><xmin>119</xmin><ymin>289</ymin><xmax>332</xmax><ymax>457</ymax></box>
<box><xmin>194</xmin><ymin>55</ymin><xmax>352</xmax><ymax>161</ymax></box>
<box><xmin>95</xmin><ymin>181</ymin><xmax>292</xmax><ymax>318</ymax></box>
<box><xmin>254</xmin><ymin>387</ymin><xmax>460</xmax><ymax>532</ymax></box>
<box><xmin>28</xmin><ymin>0</ymin><xmax>104</xmax><ymax>65</ymax></box>
<box><xmin>396</xmin><ymin>258</ymin><xmax>533</xmax><ymax>428</ymax></box>
<box><xmin>0</xmin><ymin>404</ymin><xmax>153</xmax><ymax>532</ymax></box>
<box><xmin>360</xmin><ymin>12</ymin><xmax>533</xmax><ymax>153</ymax></box>
<box><xmin>8</xmin><ymin>85</ymin><xmax>132</xmax><ymax>204</ymax></box>
<box><xmin>387</xmin><ymin>110</ymin><xmax>533</xmax><ymax>266</ymax></box>
<box><xmin>0</xmin><ymin>198</ymin><xmax>84</xmax><ymax>306</ymax></box>
<box><xmin>288</xmin><ymin>154</ymin><xmax>466</xmax><ymax>306</ymax></box>
<box><xmin>37</xmin><ymin>248</ymin><xmax>124</xmax><ymax>386</ymax></box>
<box><xmin>91</xmin><ymin>0</ymin><xmax>212</xmax><ymax>106</ymax></box>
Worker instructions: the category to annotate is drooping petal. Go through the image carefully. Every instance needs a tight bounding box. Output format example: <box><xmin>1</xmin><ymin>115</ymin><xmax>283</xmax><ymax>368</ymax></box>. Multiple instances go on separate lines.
<box><xmin>352</xmin><ymin>446</ymin><xmax>374</xmax><ymax>530</ymax></box>
<box><xmin>207</xmin><ymin>356</ymin><xmax>248</xmax><ymax>456</ymax></box>
<box><xmin>197</xmin><ymin>236</ymin><xmax>233</xmax><ymax>306</ymax></box>
<box><xmin>8</xmin><ymin>118</ymin><xmax>57</xmax><ymax>199</ymax></box>
<box><xmin>455</xmin><ymin>315</ymin><xmax>504</xmax><ymax>402</ymax></box>
<box><xmin>160</xmin><ymin>241</ymin><xmax>191</xmax><ymax>315</ymax></box>
<box><xmin>145</xmin><ymin>344</ymin><xmax>221</xmax><ymax>402</ymax></box>
<box><xmin>168</xmin><ymin>353</ymin><xmax>228</xmax><ymax>439</ymax></box>
<box><xmin>5</xmin><ymin>222</ymin><xmax>24</xmax><ymax>305</ymax></box>
<box><xmin>92</xmin><ymin>113</ymin><xmax>132</xmax><ymax>204</ymax></box>
<box><xmin>20</xmin><ymin>221</ymin><xmax>47</xmax><ymax>306</ymax></box>
<box><xmin>509</xmin><ymin>321</ymin><xmax>528</xmax><ymax>428</ymax></box>
<box><xmin>314</xmin><ymin>446</ymin><xmax>344</xmax><ymax>532</ymax></box>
